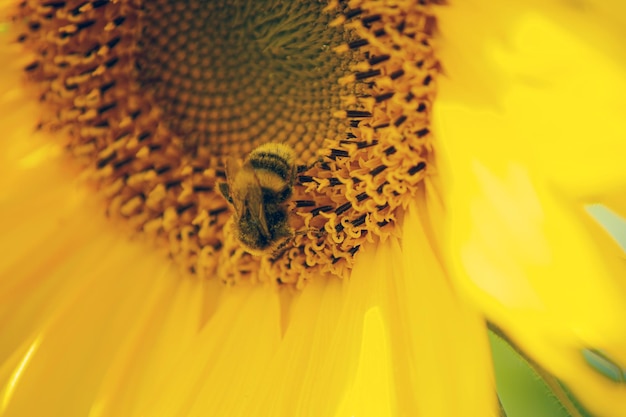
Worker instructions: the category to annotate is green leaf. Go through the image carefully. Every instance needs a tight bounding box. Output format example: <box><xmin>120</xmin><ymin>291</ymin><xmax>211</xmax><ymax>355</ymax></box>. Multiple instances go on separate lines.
<box><xmin>489</xmin><ymin>330</ymin><xmax>593</xmax><ymax>417</ymax></box>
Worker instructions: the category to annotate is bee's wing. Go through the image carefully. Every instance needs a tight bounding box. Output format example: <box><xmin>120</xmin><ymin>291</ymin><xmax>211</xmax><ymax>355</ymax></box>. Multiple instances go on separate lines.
<box><xmin>242</xmin><ymin>166</ymin><xmax>271</xmax><ymax>239</ymax></box>
<box><xmin>225</xmin><ymin>157</ymin><xmax>271</xmax><ymax>239</ymax></box>
<box><xmin>224</xmin><ymin>156</ymin><xmax>241</xmax><ymax>185</ymax></box>
<box><xmin>221</xmin><ymin>156</ymin><xmax>242</xmax><ymax>210</ymax></box>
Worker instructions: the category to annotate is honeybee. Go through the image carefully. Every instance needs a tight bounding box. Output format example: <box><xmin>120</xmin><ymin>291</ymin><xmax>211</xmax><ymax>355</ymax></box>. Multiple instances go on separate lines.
<box><xmin>218</xmin><ymin>143</ymin><xmax>297</xmax><ymax>256</ymax></box>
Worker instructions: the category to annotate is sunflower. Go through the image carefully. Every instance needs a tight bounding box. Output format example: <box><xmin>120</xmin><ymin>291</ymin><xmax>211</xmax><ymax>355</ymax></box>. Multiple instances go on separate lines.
<box><xmin>1</xmin><ymin>0</ymin><xmax>625</xmax><ymax>416</ymax></box>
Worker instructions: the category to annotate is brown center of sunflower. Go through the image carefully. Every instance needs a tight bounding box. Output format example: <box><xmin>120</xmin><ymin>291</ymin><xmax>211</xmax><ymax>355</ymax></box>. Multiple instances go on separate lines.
<box><xmin>137</xmin><ymin>0</ymin><xmax>355</xmax><ymax>162</ymax></box>
<box><xmin>15</xmin><ymin>0</ymin><xmax>441</xmax><ymax>287</ymax></box>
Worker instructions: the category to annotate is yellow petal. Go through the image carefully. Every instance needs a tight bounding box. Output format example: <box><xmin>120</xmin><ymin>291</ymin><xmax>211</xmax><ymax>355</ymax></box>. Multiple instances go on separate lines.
<box><xmin>435</xmin><ymin>105</ymin><xmax>626</xmax><ymax>415</ymax></box>
<box><xmin>398</xmin><ymin>194</ymin><xmax>497</xmax><ymax>416</ymax></box>
<box><xmin>436</xmin><ymin>2</ymin><xmax>626</xmax><ymax>414</ymax></box>
<box><xmin>141</xmin><ymin>284</ymin><xmax>283</xmax><ymax>417</ymax></box>
<box><xmin>0</xmin><ymin>147</ymin><xmax>186</xmax><ymax>416</ymax></box>
<box><xmin>437</xmin><ymin>0</ymin><xmax>626</xmax><ymax>200</ymax></box>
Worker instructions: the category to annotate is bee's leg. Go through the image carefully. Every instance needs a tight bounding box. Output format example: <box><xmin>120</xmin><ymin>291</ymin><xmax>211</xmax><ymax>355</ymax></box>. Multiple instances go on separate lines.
<box><xmin>269</xmin><ymin>235</ymin><xmax>294</xmax><ymax>262</ymax></box>
<box><xmin>269</xmin><ymin>226</ymin><xmax>326</xmax><ymax>261</ymax></box>
<box><xmin>294</xmin><ymin>227</ymin><xmax>325</xmax><ymax>239</ymax></box>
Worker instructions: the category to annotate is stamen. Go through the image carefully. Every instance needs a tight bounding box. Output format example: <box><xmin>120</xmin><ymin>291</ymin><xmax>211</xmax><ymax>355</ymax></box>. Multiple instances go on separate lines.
<box><xmin>355</xmin><ymin>69</ymin><xmax>381</xmax><ymax>80</ymax></box>
<box><xmin>345</xmin><ymin>110</ymin><xmax>373</xmax><ymax>118</ymax></box>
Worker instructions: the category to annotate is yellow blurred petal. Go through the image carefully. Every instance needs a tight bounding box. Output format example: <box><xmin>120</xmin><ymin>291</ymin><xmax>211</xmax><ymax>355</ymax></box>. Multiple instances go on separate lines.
<box><xmin>241</xmin><ymin>278</ymin><xmax>347</xmax><ymax>417</ymax></box>
<box><xmin>333</xmin><ymin>307</ymin><xmax>395</xmax><ymax>417</ymax></box>
<box><xmin>401</xmin><ymin>195</ymin><xmax>497</xmax><ymax>416</ymax></box>
<box><xmin>435</xmin><ymin>106</ymin><xmax>626</xmax><ymax>414</ymax></box>
<box><xmin>148</xmin><ymin>285</ymin><xmax>282</xmax><ymax>417</ymax></box>
<box><xmin>435</xmin><ymin>3</ymin><xmax>626</xmax><ymax>413</ymax></box>
<box><xmin>87</xmin><ymin>275</ymin><xmax>212</xmax><ymax>417</ymax></box>
<box><xmin>437</xmin><ymin>0</ymin><xmax>626</xmax><ymax>200</ymax></box>
<box><xmin>0</xmin><ymin>153</ymin><xmax>187</xmax><ymax>416</ymax></box>
<box><xmin>0</xmin><ymin>336</ymin><xmax>40</xmax><ymax>413</ymax></box>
